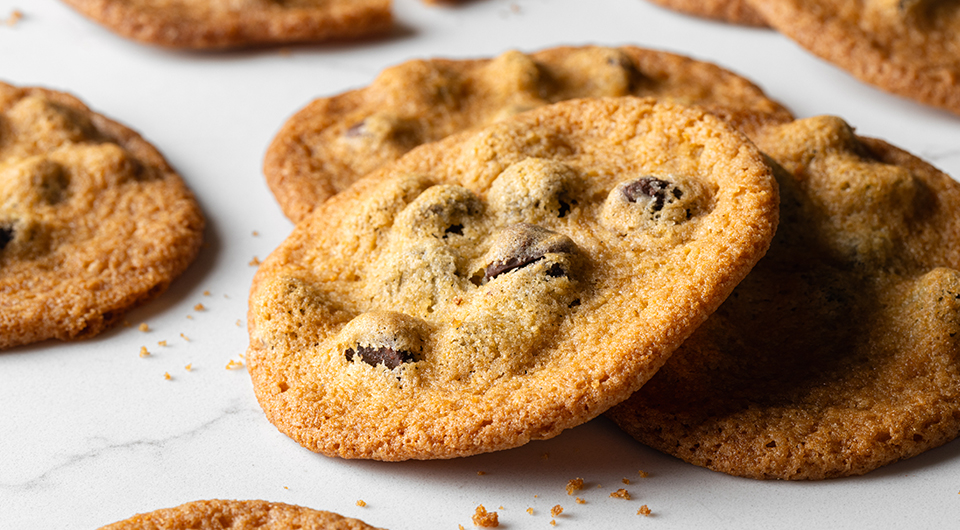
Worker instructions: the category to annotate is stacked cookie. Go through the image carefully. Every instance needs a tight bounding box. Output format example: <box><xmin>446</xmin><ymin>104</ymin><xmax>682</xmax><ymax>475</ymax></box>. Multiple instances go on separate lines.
<box><xmin>248</xmin><ymin>45</ymin><xmax>960</xmax><ymax>481</ymax></box>
<box><xmin>645</xmin><ymin>0</ymin><xmax>960</xmax><ymax>117</ymax></box>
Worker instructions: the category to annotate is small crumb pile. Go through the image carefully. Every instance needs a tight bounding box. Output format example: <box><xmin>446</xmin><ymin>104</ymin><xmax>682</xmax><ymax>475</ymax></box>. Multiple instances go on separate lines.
<box><xmin>472</xmin><ymin>505</ymin><xmax>498</xmax><ymax>528</ymax></box>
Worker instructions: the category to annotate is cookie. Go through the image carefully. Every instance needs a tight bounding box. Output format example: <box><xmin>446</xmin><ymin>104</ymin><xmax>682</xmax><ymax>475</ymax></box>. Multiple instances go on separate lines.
<box><xmin>264</xmin><ymin>45</ymin><xmax>793</xmax><ymax>222</ymax></box>
<box><xmin>745</xmin><ymin>0</ymin><xmax>960</xmax><ymax>116</ymax></box>
<box><xmin>59</xmin><ymin>0</ymin><xmax>392</xmax><ymax>49</ymax></box>
<box><xmin>644</xmin><ymin>0</ymin><xmax>767</xmax><ymax>27</ymax></box>
<box><xmin>247</xmin><ymin>97</ymin><xmax>779</xmax><ymax>461</ymax></box>
<box><xmin>98</xmin><ymin>499</ymin><xmax>384</xmax><ymax>529</ymax></box>
<box><xmin>0</xmin><ymin>82</ymin><xmax>204</xmax><ymax>349</ymax></box>
<box><xmin>607</xmin><ymin>115</ymin><xmax>960</xmax><ymax>480</ymax></box>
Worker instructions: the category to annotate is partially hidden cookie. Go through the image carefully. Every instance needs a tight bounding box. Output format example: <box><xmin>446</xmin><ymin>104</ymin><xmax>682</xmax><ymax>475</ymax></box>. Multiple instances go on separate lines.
<box><xmin>745</xmin><ymin>0</ymin><xmax>960</xmax><ymax>116</ymax></box>
<box><xmin>59</xmin><ymin>0</ymin><xmax>392</xmax><ymax>49</ymax></box>
<box><xmin>644</xmin><ymin>0</ymin><xmax>767</xmax><ymax>27</ymax></box>
<box><xmin>247</xmin><ymin>97</ymin><xmax>779</xmax><ymax>461</ymax></box>
<box><xmin>98</xmin><ymin>499</ymin><xmax>384</xmax><ymax>529</ymax></box>
<box><xmin>607</xmin><ymin>115</ymin><xmax>960</xmax><ymax>480</ymax></box>
<box><xmin>264</xmin><ymin>45</ymin><xmax>793</xmax><ymax>222</ymax></box>
<box><xmin>0</xmin><ymin>82</ymin><xmax>204</xmax><ymax>349</ymax></box>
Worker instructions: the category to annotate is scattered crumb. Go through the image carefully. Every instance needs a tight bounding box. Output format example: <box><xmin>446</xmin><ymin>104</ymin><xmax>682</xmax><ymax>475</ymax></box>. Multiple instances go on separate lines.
<box><xmin>550</xmin><ymin>505</ymin><xmax>563</xmax><ymax>517</ymax></box>
<box><xmin>158</xmin><ymin>340</ymin><xmax>167</xmax><ymax>347</ymax></box>
<box><xmin>575</xmin><ymin>497</ymin><xmax>585</xmax><ymax>504</ymax></box>
<box><xmin>180</xmin><ymin>333</ymin><xmax>190</xmax><ymax>341</ymax></box>
<box><xmin>534</xmin><ymin>495</ymin><xmax>539</xmax><ymax>498</ymax></box>
<box><xmin>638</xmin><ymin>470</ymin><xmax>649</xmax><ymax>478</ymax></box>
<box><xmin>638</xmin><ymin>505</ymin><xmax>652</xmax><ymax>516</ymax></box>
<box><xmin>472</xmin><ymin>505</ymin><xmax>498</xmax><ymax>528</ymax></box>
<box><xmin>252</xmin><ymin>230</ymin><xmax>260</xmax><ymax>236</ymax></box>
<box><xmin>138</xmin><ymin>323</ymin><xmax>150</xmax><ymax>332</ymax></box>
<box><xmin>283</xmin><ymin>486</ymin><xmax>289</xmax><ymax>490</ymax></box>
<box><xmin>226</xmin><ymin>359</ymin><xmax>244</xmax><ymax>370</ymax></box>
<box><xmin>186</xmin><ymin>315</ymin><xmax>194</xmax><ymax>320</ymax></box>
<box><xmin>224</xmin><ymin>294</ymin><xmax>230</xmax><ymax>299</ymax></box>
<box><xmin>236</xmin><ymin>319</ymin><xmax>243</xmax><ymax>327</ymax></box>
<box><xmin>622</xmin><ymin>478</ymin><xmax>631</xmax><ymax>485</ymax></box>
<box><xmin>185</xmin><ymin>364</ymin><xmax>192</xmax><ymax>371</ymax></box>
<box><xmin>566</xmin><ymin>477</ymin><xmax>584</xmax><ymax>495</ymax></box>
<box><xmin>194</xmin><ymin>303</ymin><xmax>205</xmax><ymax>311</ymax></box>
<box><xmin>541</xmin><ymin>453</ymin><xmax>549</xmax><ymax>460</ymax></box>
<box><xmin>203</xmin><ymin>290</ymin><xmax>211</xmax><ymax>296</ymax></box>
<box><xmin>526</xmin><ymin>508</ymin><xmax>534</xmax><ymax>515</ymax></box>
<box><xmin>139</xmin><ymin>346</ymin><xmax>150</xmax><ymax>358</ymax></box>
<box><xmin>610</xmin><ymin>489</ymin><xmax>631</xmax><ymax>500</ymax></box>
<box><xmin>498</xmin><ymin>506</ymin><xmax>504</xmax><ymax>510</ymax></box>
<box><xmin>477</xmin><ymin>471</ymin><xmax>486</xmax><ymax>476</ymax></box>
<box><xmin>5</xmin><ymin>9</ymin><xmax>22</xmax><ymax>26</ymax></box>
<box><xmin>459</xmin><ymin>526</ymin><xmax>465</xmax><ymax>530</ymax></box>
<box><xmin>249</xmin><ymin>256</ymin><xmax>261</xmax><ymax>266</ymax></box>
<box><xmin>164</xmin><ymin>372</ymin><xmax>171</xmax><ymax>380</ymax></box>
<box><xmin>549</xmin><ymin>521</ymin><xmax>556</xmax><ymax>526</ymax></box>
<box><xmin>356</xmin><ymin>500</ymin><xmax>366</xmax><ymax>507</ymax></box>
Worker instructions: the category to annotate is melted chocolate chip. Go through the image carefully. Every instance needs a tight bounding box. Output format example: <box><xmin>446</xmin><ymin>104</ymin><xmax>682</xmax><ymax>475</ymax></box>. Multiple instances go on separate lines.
<box><xmin>622</xmin><ymin>177</ymin><xmax>683</xmax><ymax>211</ymax></box>
<box><xmin>485</xmin><ymin>255</ymin><xmax>538</xmax><ymax>281</ymax></box>
<box><xmin>345</xmin><ymin>345</ymin><xmax>414</xmax><ymax>370</ymax></box>
<box><xmin>344</xmin><ymin>121</ymin><xmax>365</xmax><ymax>137</ymax></box>
<box><xmin>483</xmin><ymin>223</ymin><xmax>575</xmax><ymax>282</ymax></box>
<box><xmin>0</xmin><ymin>225</ymin><xmax>13</xmax><ymax>251</ymax></box>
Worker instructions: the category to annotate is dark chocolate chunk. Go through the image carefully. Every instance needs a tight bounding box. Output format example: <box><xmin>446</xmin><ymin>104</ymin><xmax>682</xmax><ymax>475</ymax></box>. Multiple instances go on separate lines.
<box><xmin>622</xmin><ymin>177</ymin><xmax>683</xmax><ymax>211</ymax></box>
<box><xmin>0</xmin><ymin>224</ymin><xmax>13</xmax><ymax>251</ymax></box>
<box><xmin>345</xmin><ymin>344</ymin><xmax>414</xmax><ymax>369</ymax></box>
<box><xmin>483</xmin><ymin>223</ymin><xmax>575</xmax><ymax>282</ymax></box>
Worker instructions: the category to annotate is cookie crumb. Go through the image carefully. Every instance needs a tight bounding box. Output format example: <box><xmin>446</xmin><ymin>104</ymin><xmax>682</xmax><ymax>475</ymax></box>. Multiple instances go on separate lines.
<box><xmin>236</xmin><ymin>319</ymin><xmax>242</xmax><ymax>327</ymax></box>
<box><xmin>158</xmin><ymin>340</ymin><xmax>167</xmax><ymax>347</ymax></box>
<box><xmin>356</xmin><ymin>500</ymin><xmax>366</xmax><ymax>507</ymax></box>
<box><xmin>163</xmin><ymin>372</ymin><xmax>171</xmax><ymax>380</ymax></box>
<box><xmin>249</xmin><ymin>256</ymin><xmax>261</xmax><ymax>266</ymax></box>
<box><xmin>185</xmin><ymin>364</ymin><xmax>192</xmax><ymax>371</ymax></box>
<box><xmin>477</xmin><ymin>471</ymin><xmax>486</xmax><ymax>475</ymax></box>
<box><xmin>180</xmin><ymin>333</ymin><xmax>190</xmax><ymax>341</ymax></box>
<box><xmin>638</xmin><ymin>505</ymin><xmax>651</xmax><ymax>516</ymax></box>
<box><xmin>139</xmin><ymin>346</ymin><xmax>150</xmax><ymax>358</ymax></box>
<box><xmin>549</xmin><ymin>520</ymin><xmax>556</xmax><ymax>526</ymax></box>
<box><xmin>204</xmin><ymin>290</ymin><xmax>211</xmax><ymax>296</ymax></box>
<box><xmin>226</xmin><ymin>359</ymin><xmax>244</xmax><ymax>370</ymax></box>
<box><xmin>5</xmin><ymin>10</ymin><xmax>22</xmax><ymax>26</ymax></box>
<box><xmin>252</xmin><ymin>230</ymin><xmax>260</xmax><ymax>236</ymax></box>
<box><xmin>139</xmin><ymin>323</ymin><xmax>150</xmax><ymax>332</ymax></box>
<box><xmin>472</xmin><ymin>505</ymin><xmax>498</xmax><ymax>527</ymax></box>
<box><xmin>550</xmin><ymin>505</ymin><xmax>563</xmax><ymax>517</ymax></box>
<box><xmin>186</xmin><ymin>315</ymin><xmax>194</xmax><ymax>320</ymax></box>
<box><xmin>526</xmin><ymin>508</ymin><xmax>534</xmax><ymax>515</ymax></box>
<box><xmin>638</xmin><ymin>470</ymin><xmax>649</xmax><ymax>478</ymax></box>
<box><xmin>194</xmin><ymin>303</ymin><xmax>205</xmax><ymax>311</ymax></box>
<box><xmin>622</xmin><ymin>478</ymin><xmax>631</xmax><ymax>485</ymax></box>
<box><xmin>565</xmin><ymin>477</ymin><xmax>584</xmax><ymax>495</ymax></box>
<box><xmin>610</xmin><ymin>488</ymin><xmax>631</xmax><ymax>500</ymax></box>
<box><xmin>575</xmin><ymin>497</ymin><xmax>585</xmax><ymax>505</ymax></box>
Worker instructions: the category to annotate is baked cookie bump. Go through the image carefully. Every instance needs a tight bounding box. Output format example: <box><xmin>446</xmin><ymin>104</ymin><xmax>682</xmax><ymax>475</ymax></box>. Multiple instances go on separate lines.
<box><xmin>0</xmin><ymin>82</ymin><xmax>204</xmax><ymax>349</ymax></box>
<box><xmin>247</xmin><ymin>97</ymin><xmax>779</xmax><ymax>461</ymax></box>
<box><xmin>264</xmin><ymin>45</ymin><xmax>792</xmax><ymax>222</ymax></box>
<box><xmin>608</xmin><ymin>116</ymin><xmax>960</xmax><ymax>480</ymax></box>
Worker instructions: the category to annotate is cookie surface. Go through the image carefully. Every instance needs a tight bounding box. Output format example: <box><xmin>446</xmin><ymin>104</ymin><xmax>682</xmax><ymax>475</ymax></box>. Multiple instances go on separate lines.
<box><xmin>0</xmin><ymin>82</ymin><xmax>204</xmax><ymax>349</ymax></box>
<box><xmin>264</xmin><ymin>45</ymin><xmax>792</xmax><ymax>222</ymax></box>
<box><xmin>247</xmin><ymin>97</ymin><xmax>779</xmax><ymax>461</ymax></box>
<box><xmin>60</xmin><ymin>0</ymin><xmax>392</xmax><ymax>49</ymax></box>
<box><xmin>98</xmin><ymin>499</ymin><xmax>384</xmax><ymax>529</ymax></box>
<box><xmin>645</xmin><ymin>0</ymin><xmax>767</xmax><ymax>27</ymax></box>
<box><xmin>607</xmin><ymin>115</ymin><xmax>960</xmax><ymax>479</ymax></box>
<box><xmin>746</xmin><ymin>0</ymin><xmax>960</xmax><ymax>115</ymax></box>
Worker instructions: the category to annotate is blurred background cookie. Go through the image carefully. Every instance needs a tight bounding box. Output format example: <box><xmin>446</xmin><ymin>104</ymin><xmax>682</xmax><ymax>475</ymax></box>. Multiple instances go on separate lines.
<box><xmin>0</xmin><ymin>82</ymin><xmax>204</xmax><ymax>349</ymax></box>
<box><xmin>264</xmin><ymin>45</ymin><xmax>792</xmax><ymax>222</ymax></box>
<box><xmin>644</xmin><ymin>0</ymin><xmax>767</xmax><ymax>27</ymax></box>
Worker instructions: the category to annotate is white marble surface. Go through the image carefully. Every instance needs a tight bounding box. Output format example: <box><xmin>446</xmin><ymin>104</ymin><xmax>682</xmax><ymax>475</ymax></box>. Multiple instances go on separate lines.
<box><xmin>2</xmin><ymin>0</ymin><xmax>960</xmax><ymax>528</ymax></box>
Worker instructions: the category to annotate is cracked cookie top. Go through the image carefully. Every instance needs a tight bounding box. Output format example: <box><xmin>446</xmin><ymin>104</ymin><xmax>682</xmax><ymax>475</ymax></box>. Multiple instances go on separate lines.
<box><xmin>247</xmin><ymin>97</ymin><xmax>779</xmax><ymax>460</ymax></box>
<box><xmin>0</xmin><ymin>82</ymin><xmax>204</xmax><ymax>349</ymax></box>
<box><xmin>264</xmin><ymin>45</ymin><xmax>792</xmax><ymax>222</ymax></box>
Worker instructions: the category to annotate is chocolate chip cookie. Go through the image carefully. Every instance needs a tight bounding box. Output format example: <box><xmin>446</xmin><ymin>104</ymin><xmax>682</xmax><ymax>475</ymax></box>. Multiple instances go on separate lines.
<box><xmin>746</xmin><ymin>0</ymin><xmax>960</xmax><ymax>116</ymax></box>
<box><xmin>264</xmin><ymin>45</ymin><xmax>792</xmax><ymax>222</ymax></box>
<box><xmin>0</xmin><ymin>82</ymin><xmax>204</xmax><ymax>349</ymax></box>
<box><xmin>98</xmin><ymin>499</ymin><xmax>383</xmax><ymax>529</ymax></box>
<box><xmin>59</xmin><ymin>0</ymin><xmax>392</xmax><ymax>49</ymax></box>
<box><xmin>247</xmin><ymin>97</ymin><xmax>779</xmax><ymax>460</ymax></box>
<box><xmin>607</xmin><ymin>115</ymin><xmax>960</xmax><ymax>479</ymax></box>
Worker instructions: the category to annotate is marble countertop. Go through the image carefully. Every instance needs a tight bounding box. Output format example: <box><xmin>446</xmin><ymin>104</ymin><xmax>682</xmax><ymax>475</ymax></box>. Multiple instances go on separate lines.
<box><xmin>2</xmin><ymin>0</ymin><xmax>960</xmax><ymax>528</ymax></box>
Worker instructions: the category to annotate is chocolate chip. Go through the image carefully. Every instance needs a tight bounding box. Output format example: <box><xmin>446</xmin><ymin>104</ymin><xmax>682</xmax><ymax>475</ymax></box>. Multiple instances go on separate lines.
<box><xmin>345</xmin><ymin>345</ymin><xmax>414</xmax><ymax>370</ymax></box>
<box><xmin>0</xmin><ymin>225</ymin><xmax>13</xmax><ymax>251</ymax></box>
<box><xmin>483</xmin><ymin>223</ymin><xmax>575</xmax><ymax>282</ymax></box>
<box><xmin>622</xmin><ymin>177</ymin><xmax>683</xmax><ymax>211</ymax></box>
